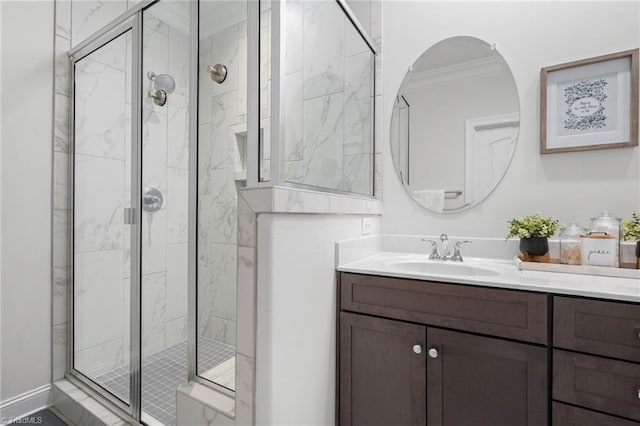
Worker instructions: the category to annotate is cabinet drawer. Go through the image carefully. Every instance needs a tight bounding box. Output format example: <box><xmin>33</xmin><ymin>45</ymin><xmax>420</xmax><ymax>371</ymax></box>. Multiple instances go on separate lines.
<box><xmin>554</xmin><ymin>349</ymin><xmax>640</xmax><ymax>421</ymax></box>
<box><xmin>340</xmin><ymin>272</ymin><xmax>548</xmax><ymax>344</ymax></box>
<box><xmin>553</xmin><ymin>402</ymin><xmax>639</xmax><ymax>425</ymax></box>
<box><xmin>554</xmin><ymin>297</ymin><xmax>640</xmax><ymax>362</ymax></box>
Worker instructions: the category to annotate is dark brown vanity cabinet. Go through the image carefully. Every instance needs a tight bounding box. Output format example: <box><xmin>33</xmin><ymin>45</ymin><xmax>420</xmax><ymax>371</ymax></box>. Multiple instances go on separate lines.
<box><xmin>338</xmin><ymin>272</ymin><xmax>549</xmax><ymax>426</ymax></box>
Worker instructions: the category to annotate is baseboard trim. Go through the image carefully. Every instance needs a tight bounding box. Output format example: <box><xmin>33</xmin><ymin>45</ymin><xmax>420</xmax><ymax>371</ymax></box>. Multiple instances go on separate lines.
<box><xmin>0</xmin><ymin>384</ymin><xmax>51</xmax><ymax>425</ymax></box>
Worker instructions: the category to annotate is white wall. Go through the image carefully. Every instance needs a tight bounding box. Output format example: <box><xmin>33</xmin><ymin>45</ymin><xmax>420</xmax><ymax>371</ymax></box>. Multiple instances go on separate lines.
<box><xmin>255</xmin><ymin>214</ymin><xmax>369</xmax><ymax>425</ymax></box>
<box><xmin>382</xmin><ymin>1</ymin><xmax>640</xmax><ymax>237</ymax></box>
<box><xmin>0</xmin><ymin>0</ymin><xmax>54</xmax><ymax>416</ymax></box>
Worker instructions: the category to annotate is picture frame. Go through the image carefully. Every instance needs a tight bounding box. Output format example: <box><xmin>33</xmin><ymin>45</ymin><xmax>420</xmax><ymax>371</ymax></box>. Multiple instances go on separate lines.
<box><xmin>540</xmin><ymin>49</ymin><xmax>638</xmax><ymax>154</ymax></box>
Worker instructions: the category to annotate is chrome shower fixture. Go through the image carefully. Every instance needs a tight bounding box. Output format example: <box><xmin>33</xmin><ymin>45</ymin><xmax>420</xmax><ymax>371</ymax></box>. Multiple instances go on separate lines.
<box><xmin>208</xmin><ymin>64</ymin><xmax>228</xmax><ymax>84</ymax></box>
<box><xmin>142</xmin><ymin>187</ymin><xmax>163</xmax><ymax>212</ymax></box>
<box><xmin>147</xmin><ymin>71</ymin><xmax>176</xmax><ymax>106</ymax></box>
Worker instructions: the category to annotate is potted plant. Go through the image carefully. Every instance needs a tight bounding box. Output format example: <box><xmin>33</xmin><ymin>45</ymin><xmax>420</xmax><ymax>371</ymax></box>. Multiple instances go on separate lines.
<box><xmin>622</xmin><ymin>212</ymin><xmax>640</xmax><ymax>268</ymax></box>
<box><xmin>507</xmin><ymin>213</ymin><xmax>560</xmax><ymax>255</ymax></box>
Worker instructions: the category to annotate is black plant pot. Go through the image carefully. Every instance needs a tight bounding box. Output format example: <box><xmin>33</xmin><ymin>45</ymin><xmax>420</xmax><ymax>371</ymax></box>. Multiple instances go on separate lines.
<box><xmin>519</xmin><ymin>236</ymin><xmax>549</xmax><ymax>256</ymax></box>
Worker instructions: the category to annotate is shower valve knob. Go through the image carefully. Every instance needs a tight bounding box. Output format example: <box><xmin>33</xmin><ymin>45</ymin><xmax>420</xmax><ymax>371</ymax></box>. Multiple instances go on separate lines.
<box><xmin>143</xmin><ymin>187</ymin><xmax>163</xmax><ymax>212</ymax></box>
<box><xmin>208</xmin><ymin>64</ymin><xmax>228</xmax><ymax>84</ymax></box>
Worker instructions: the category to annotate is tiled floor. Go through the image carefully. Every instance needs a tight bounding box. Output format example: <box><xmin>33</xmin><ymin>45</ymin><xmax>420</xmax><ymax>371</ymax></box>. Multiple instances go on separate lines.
<box><xmin>96</xmin><ymin>337</ymin><xmax>235</xmax><ymax>425</ymax></box>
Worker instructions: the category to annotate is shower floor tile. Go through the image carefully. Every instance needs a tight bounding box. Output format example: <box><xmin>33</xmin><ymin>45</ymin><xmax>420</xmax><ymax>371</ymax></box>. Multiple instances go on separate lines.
<box><xmin>96</xmin><ymin>337</ymin><xmax>235</xmax><ymax>426</ymax></box>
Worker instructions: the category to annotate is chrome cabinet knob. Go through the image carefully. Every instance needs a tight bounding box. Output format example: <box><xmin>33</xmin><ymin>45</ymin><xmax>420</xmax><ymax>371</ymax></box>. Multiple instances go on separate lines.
<box><xmin>428</xmin><ymin>347</ymin><xmax>439</xmax><ymax>359</ymax></box>
<box><xmin>412</xmin><ymin>344</ymin><xmax>422</xmax><ymax>354</ymax></box>
<box><xmin>637</xmin><ymin>389</ymin><xmax>640</xmax><ymax>400</ymax></box>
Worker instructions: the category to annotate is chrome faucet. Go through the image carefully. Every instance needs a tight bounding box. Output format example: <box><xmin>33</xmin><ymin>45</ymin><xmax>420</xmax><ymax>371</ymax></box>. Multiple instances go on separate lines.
<box><xmin>422</xmin><ymin>235</ymin><xmax>471</xmax><ymax>261</ymax></box>
<box><xmin>440</xmin><ymin>234</ymin><xmax>450</xmax><ymax>258</ymax></box>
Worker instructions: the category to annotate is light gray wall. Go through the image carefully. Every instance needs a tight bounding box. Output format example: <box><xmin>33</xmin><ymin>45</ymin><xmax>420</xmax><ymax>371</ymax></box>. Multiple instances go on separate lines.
<box><xmin>1</xmin><ymin>0</ymin><xmax>54</xmax><ymax>412</ymax></box>
<box><xmin>382</xmin><ymin>1</ymin><xmax>640</xmax><ymax>237</ymax></box>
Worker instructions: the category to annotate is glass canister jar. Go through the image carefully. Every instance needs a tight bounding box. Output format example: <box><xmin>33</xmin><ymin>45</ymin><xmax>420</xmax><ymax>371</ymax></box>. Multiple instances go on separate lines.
<box><xmin>559</xmin><ymin>223</ymin><xmax>587</xmax><ymax>265</ymax></box>
<box><xmin>589</xmin><ymin>211</ymin><xmax>622</xmax><ymax>239</ymax></box>
<box><xmin>589</xmin><ymin>211</ymin><xmax>622</xmax><ymax>267</ymax></box>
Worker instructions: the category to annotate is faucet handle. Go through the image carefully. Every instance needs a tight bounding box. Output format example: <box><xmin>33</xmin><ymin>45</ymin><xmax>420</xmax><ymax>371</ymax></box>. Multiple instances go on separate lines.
<box><xmin>422</xmin><ymin>238</ymin><xmax>441</xmax><ymax>260</ymax></box>
<box><xmin>451</xmin><ymin>240</ymin><xmax>472</xmax><ymax>262</ymax></box>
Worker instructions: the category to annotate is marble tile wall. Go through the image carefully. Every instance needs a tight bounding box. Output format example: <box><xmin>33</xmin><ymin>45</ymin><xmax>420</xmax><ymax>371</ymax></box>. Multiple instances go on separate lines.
<box><xmin>197</xmin><ymin>16</ymin><xmax>248</xmax><ymax>355</ymax></box>
<box><xmin>283</xmin><ymin>0</ymin><xmax>377</xmax><ymax>196</ymax></box>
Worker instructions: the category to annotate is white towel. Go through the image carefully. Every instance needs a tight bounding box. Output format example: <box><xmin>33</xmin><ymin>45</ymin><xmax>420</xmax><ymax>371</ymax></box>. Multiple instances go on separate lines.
<box><xmin>412</xmin><ymin>189</ymin><xmax>445</xmax><ymax>212</ymax></box>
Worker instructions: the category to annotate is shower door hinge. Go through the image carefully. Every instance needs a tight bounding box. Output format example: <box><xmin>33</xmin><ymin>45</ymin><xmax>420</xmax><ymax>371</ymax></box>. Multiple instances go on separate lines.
<box><xmin>124</xmin><ymin>208</ymin><xmax>136</xmax><ymax>225</ymax></box>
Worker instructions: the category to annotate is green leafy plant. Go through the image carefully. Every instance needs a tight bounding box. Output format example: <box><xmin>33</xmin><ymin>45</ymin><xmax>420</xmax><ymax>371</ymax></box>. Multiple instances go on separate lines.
<box><xmin>506</xmin><ymin>213</ymin><xmax>560</xmax><ymax>239</ymax></box>
<box><xmin>622</xmin><ymin>212</ymin><xmax>640</xmax><ymax>241</ymax></box>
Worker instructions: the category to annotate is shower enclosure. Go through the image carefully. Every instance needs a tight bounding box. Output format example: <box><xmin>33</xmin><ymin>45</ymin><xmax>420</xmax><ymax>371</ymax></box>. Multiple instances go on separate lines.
<box><xmin>64</xmin><ymin>0</ymin><xmax>374</xmax><ymax>424</ymax></box>
<box><xmin>67</xmin><ymin>1</ymin><xmax>232</xmax><ymax>424</ymax></box>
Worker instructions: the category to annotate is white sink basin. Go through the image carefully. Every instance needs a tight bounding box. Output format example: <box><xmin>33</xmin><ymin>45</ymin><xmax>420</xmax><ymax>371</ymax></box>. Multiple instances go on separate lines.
<box><xmin>384</xmin><ymin>259</ymin><xmax>500</xmax><ymax>277</ymax></box>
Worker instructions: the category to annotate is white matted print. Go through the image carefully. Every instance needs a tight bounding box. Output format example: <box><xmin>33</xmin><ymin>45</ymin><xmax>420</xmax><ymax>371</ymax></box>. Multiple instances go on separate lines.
<box><xmin>541</xmin><ymin>49</ymin><xmax>638</xmax><ymax>154</ymax></box>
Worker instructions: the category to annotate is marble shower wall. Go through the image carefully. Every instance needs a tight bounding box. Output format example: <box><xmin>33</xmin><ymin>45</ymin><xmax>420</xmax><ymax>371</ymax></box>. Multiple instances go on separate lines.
<box><xmin>52</xmin><ymin>0</ymin><xmax>191</xmax><ymax>382</ymax></box>
<box><xmin>197</xmin><ymin>8</ymin><xmax>252</xmax><ymax>354</ymax></box>
<box><xmin>283</xmin><ymin>0</ymin><xmax>375</xmax><ymax>195</ymax></box>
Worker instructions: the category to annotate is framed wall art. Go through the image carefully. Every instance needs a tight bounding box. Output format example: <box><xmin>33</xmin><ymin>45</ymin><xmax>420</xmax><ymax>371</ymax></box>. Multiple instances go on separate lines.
<box><xmin>540</xmin><ymin>49</ymin><xmax>638</xmax><ymax>154</ymax></box>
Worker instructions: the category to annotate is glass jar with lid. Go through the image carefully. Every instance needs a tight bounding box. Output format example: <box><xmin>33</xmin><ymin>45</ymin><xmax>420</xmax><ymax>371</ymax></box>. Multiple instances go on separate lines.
<box><xmin>588</xmin><ymin>211</ymin><xmax>622</xmax><ymax>267</ymax></box>
<box><xmin>589</xmin><ymin>211</ymin><xmax>622</xmax><ymax>239</ymax></box>
<box><xmin>559</xmin><ymin>223</ymin><xmax>587</xmax><ymax>265</ymax></box>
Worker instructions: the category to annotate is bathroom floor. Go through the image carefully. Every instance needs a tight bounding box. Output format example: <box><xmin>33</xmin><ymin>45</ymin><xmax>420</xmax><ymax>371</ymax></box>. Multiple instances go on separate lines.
<box><xmin>97</xmin><ymin>337</ymin><xmax>235</xmax><ymax>426</ymax></box>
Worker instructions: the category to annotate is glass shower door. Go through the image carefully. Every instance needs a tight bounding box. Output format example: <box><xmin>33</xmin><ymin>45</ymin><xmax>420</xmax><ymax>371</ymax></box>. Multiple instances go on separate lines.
<box><xmin>138</xmin><ymin>2</ymin><xmax>192</xmax><ymax>424</ymax></box>
<box><xmin>72</xmin><ymin>24</ymin><xmax>136</xmax><ymax>409</ymax></box>
<box><xmin>71</xmin><ymin>2</ymin><xmax>193</xmax><ymax>423</ymax></box>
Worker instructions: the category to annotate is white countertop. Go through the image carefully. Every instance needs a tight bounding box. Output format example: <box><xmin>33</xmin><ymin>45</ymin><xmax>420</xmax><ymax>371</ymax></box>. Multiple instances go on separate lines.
<box><xmin>337</xmin><ymin>251</ymin><xmax>640</xmax><ymax>303</ymax></box>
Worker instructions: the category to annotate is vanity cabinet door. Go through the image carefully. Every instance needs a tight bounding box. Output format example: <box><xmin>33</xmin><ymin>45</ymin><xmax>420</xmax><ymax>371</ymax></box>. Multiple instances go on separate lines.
<box><xmin>339</xmin><ymin>312</ymin><xmax>427</xmax><ymax>426</ymax></box>
<box><xmin>426</xmin><ymin>327</ymin><xmax>548</xmax><ymax>426</ymax></box>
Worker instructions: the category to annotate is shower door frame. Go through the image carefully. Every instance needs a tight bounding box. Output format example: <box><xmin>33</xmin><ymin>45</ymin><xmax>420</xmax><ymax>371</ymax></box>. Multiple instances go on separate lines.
<box><xmin>66</xmin><ymin>4</ymin><xmax>151</xmax><ymax>423</ymax></box>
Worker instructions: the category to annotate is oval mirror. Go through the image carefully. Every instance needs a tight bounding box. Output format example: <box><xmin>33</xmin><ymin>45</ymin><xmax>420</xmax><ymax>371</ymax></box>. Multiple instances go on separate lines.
<box><xmin>390</xmin><ymin>36</ymin><xmax>520</xmax><ymax>213</ymax></box>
